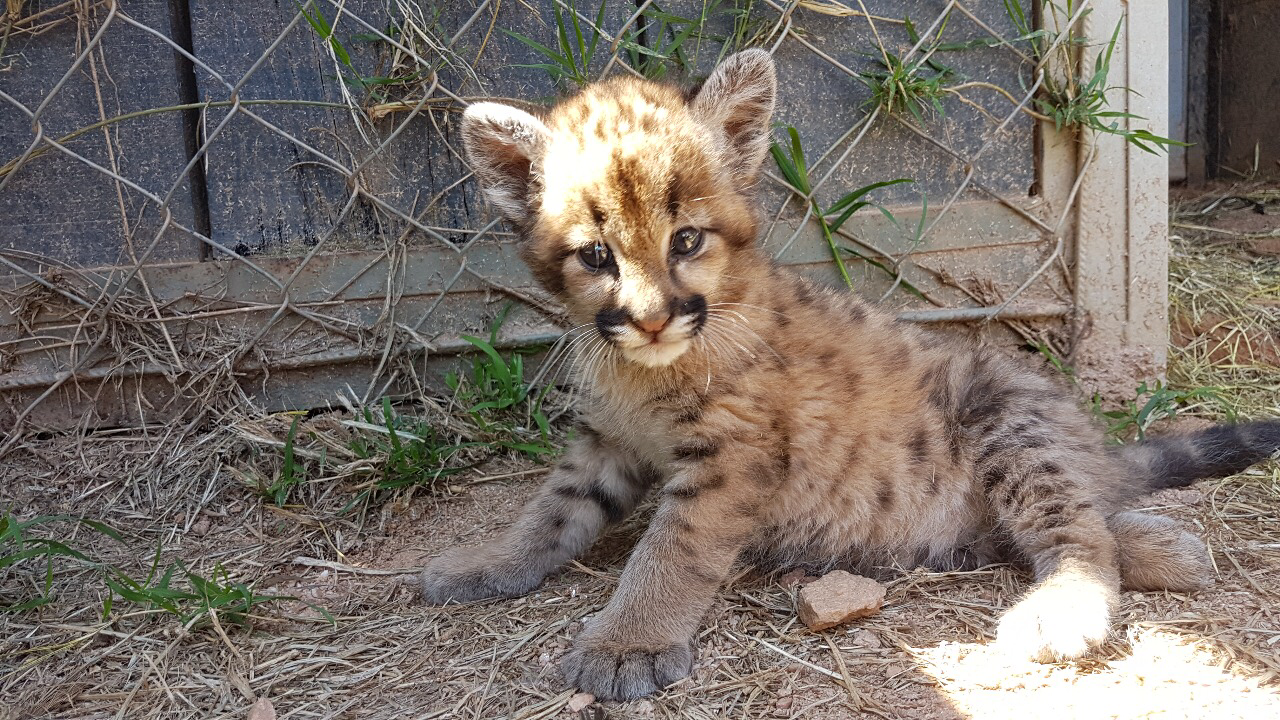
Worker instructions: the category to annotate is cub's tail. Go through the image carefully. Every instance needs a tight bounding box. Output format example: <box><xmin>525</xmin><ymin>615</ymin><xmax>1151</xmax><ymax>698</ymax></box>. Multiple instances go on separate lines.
<box><xmin>1117</xmin><ymin>420</ymin><xmax>1280</xmax><ymax>491</ymax></box>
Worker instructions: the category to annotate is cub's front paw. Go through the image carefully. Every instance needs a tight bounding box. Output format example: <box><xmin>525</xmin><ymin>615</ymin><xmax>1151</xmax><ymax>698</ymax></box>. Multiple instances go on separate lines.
<box><xmin>562</xmin><ymin>636</ymin><xmax>694</xmax><ymax>701</ymax></box>
<box><xmin>420</xmin><ymin>547</ymin><xmax>543</xmax><ymax>604</ymax></box>
<box><xmin>996</xmin><ymin>578</ymin><xmax>1113</xmax><ymax>662</ymax></box>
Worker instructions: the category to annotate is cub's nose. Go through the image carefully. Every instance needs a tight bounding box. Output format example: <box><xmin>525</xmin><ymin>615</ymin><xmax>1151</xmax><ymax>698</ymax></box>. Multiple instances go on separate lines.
<box><xmin>634</xmin><ymin>313</ymin><xmax>672</xmax><ymax>335</ymax></box>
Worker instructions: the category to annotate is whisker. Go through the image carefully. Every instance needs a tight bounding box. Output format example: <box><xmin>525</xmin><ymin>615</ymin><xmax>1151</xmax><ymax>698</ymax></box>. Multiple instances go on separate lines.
<box><xmin>701</xmin><ymin>325</ymin><xmax>735</xmax><ymax>361</ymax></box>
<box><xmin>578</xmin><ymin>338</ymin><xmax>607</xmax><ymax>382</ymax></box>
<box><xmin>710</xmin><ymin>301</ymin><xmax>788</xmax><ymax>317</ymax></box>
<box><xmin>703</xmin><ymin>322</ymin><xmax>756</xmax><ymax>359</ymax></box>
<box><xmin>707</xmin><ymin>310</ymin><xmax>777</xmax><ymax>349</ymax></box>
<box><xmin>585</xmin><ymin>338</ymin><xmax>614</xmax><ymax>386</ymax></box>
<box><xmin>683</xmin><ymin>191</ymin><xmax>734</xmax><ymax>204</ymax></box>
<box><xmin>706</xmin><ymin>313</ymin><xmax>784</xmax><ymax>364</ymax></box>
<box><xmin>707</xmin><ymin>308</ymin><xmax>751</xmax><ymax>325</ymax></box>
<box><xmin>698</xmin><ymin>335</ymin><xmax>713</xmax><ymax>394</ymax></box>
<box><xmin>537</xmin><ymin>323</ymin><xmax>594</xmax><ymax>367</ymax></box>
<box><xmin>543</xmin><ymin>329</ymin><xmax>599</xmax><ymax>389</ymax></box>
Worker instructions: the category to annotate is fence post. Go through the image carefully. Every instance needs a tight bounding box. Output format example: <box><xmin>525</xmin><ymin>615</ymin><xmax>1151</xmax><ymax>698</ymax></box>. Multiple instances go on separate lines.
<box><xmin>1072</xmin><ymin>0</ymin><xmax>1171</xmax><ymax>391</ymax></box>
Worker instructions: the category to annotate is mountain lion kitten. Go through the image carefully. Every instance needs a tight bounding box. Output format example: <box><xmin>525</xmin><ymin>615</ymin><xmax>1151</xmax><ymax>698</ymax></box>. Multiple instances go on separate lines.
<box><xmin>422</xmin><ymin>49</ymin><xmax>1280</xmax><ymax>700</ymax></box>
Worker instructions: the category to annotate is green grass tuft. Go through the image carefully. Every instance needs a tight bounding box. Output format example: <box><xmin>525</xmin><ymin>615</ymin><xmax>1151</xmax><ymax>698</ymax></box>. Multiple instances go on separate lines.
<box><xmin>346</xmin><ymin>399</ymin><xmax>478</xmax><ymax>494</ymax></box>
<box><xmin>446</xmin><ymin>307</ymin><xmax>555</xmax><ymax>458</ymax></box>
<box><xmin>1</xmin><ymin>511</ymin><xmax>324</xmax><ymax>627</ymax></box>
<box><xmin>506</xmin><ymin>0</ymin><xmax>610</xmax><ymax>88</ymax></box>
<box><xmin>770</xmin><ymin>125</ymin><xmax>920</xmax><ymax>294</ymax></box>
<box><xmin>1008</xmin><ymin>1</ymin><xmax>1184</xmax><ymax>154</ymax></box>
<box><xmin>1096</xmin><ymin>381</ymin><xmax>1233</xmax><ymax>444</ymax></box>
<box><xmin>104</xmin><ymin>545</ymin><xmax>325</xmax><ymax>628</ymax></box>
<box><xmin>1</xmin><ymin>512</ymin><xmax>120</xmax><ymax>612</ymax></box>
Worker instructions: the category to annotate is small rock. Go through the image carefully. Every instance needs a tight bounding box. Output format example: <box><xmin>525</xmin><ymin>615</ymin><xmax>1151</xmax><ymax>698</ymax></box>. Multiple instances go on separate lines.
<box><xmin>796</xmin><ymin>570</ymin><xmax>886</xmax><ymax>631</ymax></box>
<box><xmin>849</xmin><ymin>629</ymin><xmax>883</xmax><ymax>648</ymax></box>
<box><xmin>247</xmin><ymin>698</ymin><xmax>276</xmax><ymax>720</ymax></box>
<box><xmin>779</xmin><ymin>568</ymin><xmax>807</xmax><ymax>587</ymax></box>
<box><xmin>566</xmin><ymin>693</ymin><xmax>595</xmax><ymax>713</ymax></box>
<box><xmin>883</xmin><ymin>663</ymin><xmax>910</xmax><ymax>679</ymax></box>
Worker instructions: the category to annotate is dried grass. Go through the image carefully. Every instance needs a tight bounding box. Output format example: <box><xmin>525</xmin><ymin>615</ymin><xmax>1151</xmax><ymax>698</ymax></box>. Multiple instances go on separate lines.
<box><xmin>1169</xmin><ymin>183</ymin><xmax>1280</xmax><ymax>421</ymax></box>
<box><xmin>3</xmin><ymin>0</ymin><xmax>1280</xmax><ymax>715</ymax></box>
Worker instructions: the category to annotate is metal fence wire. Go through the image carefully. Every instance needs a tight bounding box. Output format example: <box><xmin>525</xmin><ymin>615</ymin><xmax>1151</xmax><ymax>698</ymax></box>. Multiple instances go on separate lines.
<box><xmin>1</xmin><ymin>0</ymin><xmax>1108</xmax><ymax>449</ymax></box>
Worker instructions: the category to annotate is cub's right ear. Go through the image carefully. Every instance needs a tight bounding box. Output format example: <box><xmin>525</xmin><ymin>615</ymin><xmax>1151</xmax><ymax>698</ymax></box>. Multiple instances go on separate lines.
<box><xmin>459</xmin><ymin>102</ymin><xmax>550</xmax><ymax>230</ymax></box>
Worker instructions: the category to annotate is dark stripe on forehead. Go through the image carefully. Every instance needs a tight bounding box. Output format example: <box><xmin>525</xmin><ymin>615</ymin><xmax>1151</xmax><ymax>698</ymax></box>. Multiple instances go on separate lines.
<box><xmin>666</xmin><ymin>171</ymin><xmax>680</xmax><ymax>219</ymax></box>
<box><xmin>588</xmin><ymin>199</ymin><xmax>606</xmax><ymax>229</ymax></box>
<box><xmin>609</xmin><ymin>150</ymin><xmax>651</xmax><ymax>232</ymax></box>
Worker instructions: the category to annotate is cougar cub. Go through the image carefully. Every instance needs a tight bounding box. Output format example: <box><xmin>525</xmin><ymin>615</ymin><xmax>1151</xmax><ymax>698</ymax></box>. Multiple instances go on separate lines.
<box><xmin>422</xmin><ymin>49</ymin><xmax>1280</xmax><ymax>701</ymax></box>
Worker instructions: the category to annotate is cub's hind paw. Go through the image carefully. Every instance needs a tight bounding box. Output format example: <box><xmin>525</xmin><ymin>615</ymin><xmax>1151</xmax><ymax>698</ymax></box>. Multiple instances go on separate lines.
<box><xmin>1110</xmin><ymin>512</ymin><xmax>1212</xmax><ymax>592</ymax></box>
<box><xmin>562</xmin><ymin>639</ymin><xmax>693</xmax><ymax>701</ymax></box>
<box><xmin>420</xmin><ymin>547</ymin><xmax>543</xmax><ymax>604</ymax></box>
<box><xmin>996</xmin><ymin>577</ymin><xmax>1113</xmax><ymax>662</ymax></box>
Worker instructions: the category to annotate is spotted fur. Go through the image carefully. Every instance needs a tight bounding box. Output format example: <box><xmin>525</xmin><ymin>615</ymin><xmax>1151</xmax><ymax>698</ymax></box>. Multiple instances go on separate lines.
<box><xmin>422</xmin><ymin>49</ymin><xmax>1280</xmax><ymax>701</ymax></box>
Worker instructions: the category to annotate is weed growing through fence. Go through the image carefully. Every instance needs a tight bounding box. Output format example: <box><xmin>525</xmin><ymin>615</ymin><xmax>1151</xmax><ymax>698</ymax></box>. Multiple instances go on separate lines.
<box><xmin>1005</xmin><ymin>0</ymin><xmax>1184</xmax><ymax>153</ymax></box>
<box><xmin>298</xmin><ymin>2</ymin><xmax>366</xmax><ymax>88</ymax></box>
<box><xmin>721</xmin><ymin>0</ymin><xmax>770</xmax><ymax>59</ymax></box>
<box><xmin>858</xmin><ymin>12</ymin><xmax>967</xmax><ymax>123</ymax></box>
<box><xmin>770</xmin><ymin>125</ymin><xmax>916</xmax><ymax>291</ymax></box>
<box><xmin>860</xmin><ymin>48</ymin><xmax>951</xmax><ymax>122</ymax></box>
<box><xmin>621</xmin><ymin>3</ymin><xmax>702</xmax><ymax>80</ymax></box>
<box><xmin>300</xmin><ymin>0</ymin><xmax>471</xmax><ymax>114</ymax></box>
<box><xmin>851</xmin><ymin>2</ymin><xmax>1181</xmax><ymax>154</ymax></box>
<box><xmin>507</xmin><ymin>0</ymin><xmax>611</xmax><ymax>88</ymax></box>
<box><xmin>511</xmin><ymin>0</ymin><xmax>761</xmax><ymax>88</ymax></box>
<box><xmin>619</xmin><ymin>0</ymin><xmax>762</xmax><ymax>80</ymax></box>
<box><xmin>859</xmin><ymin>13</ymin><xmax>1014</xmax><ymax>122</ymax></box>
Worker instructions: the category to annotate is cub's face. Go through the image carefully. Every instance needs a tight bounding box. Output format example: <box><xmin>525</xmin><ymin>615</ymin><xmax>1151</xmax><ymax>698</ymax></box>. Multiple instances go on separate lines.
<box><xmin>460</xmin><ymin>51</ymin><xmax>777</xmax><ymax>368</ymax></box>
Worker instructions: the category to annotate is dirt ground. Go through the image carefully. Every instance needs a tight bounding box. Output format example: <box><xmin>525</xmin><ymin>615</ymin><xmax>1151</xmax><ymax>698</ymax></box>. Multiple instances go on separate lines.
<box><xmin>3</xmin><ymin>185</ymin><xmax>1280</xmax><ymax>719</ymax></box>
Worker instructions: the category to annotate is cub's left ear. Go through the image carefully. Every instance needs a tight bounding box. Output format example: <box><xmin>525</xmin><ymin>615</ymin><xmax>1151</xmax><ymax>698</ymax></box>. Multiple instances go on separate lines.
<box><xmin>689</xmin><ymin>48</ymin><xmax>777</xmax><ymax>184</ymax></box>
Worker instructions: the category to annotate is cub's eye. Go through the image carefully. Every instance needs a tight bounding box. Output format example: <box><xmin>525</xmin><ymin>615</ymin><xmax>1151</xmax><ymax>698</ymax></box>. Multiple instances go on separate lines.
<box><xmin>578</xmin><ymin>242</ymin><xmax>614</xmax><ymax>271</ymax></box>
<box><xmin>671</xmin><ymin>227</ymin><xmax>703</xmax><ymax>257</ymax></box>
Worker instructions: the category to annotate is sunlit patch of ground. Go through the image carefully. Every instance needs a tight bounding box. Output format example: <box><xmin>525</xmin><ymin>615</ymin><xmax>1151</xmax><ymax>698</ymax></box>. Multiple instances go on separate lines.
<box><xmin>915</xmin><ymin>627</ymin><xmax>1280</xmax><ymax>719</ymax></box>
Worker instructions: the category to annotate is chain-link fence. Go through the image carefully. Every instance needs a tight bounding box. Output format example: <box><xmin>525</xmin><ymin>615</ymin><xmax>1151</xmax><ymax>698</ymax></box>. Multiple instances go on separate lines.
<box><xmin>1</xmin><ymin>0</ymin><xmax>1155</xmax><ymax>448</ymax></box>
